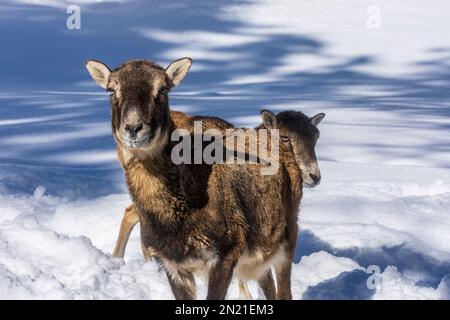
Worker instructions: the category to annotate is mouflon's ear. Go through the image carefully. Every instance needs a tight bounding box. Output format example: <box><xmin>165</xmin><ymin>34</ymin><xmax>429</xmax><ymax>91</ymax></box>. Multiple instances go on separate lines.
<box><xmin>310</xmin><ymin>113</ymin><xmax>325</xmax><ymax>126</ymax></box>
<box><xmin>260</xmin><ymin>109</ymin><xmax>278</xmax><ymax>129</ymax></box>
<box><xmin>85</xmin><ymin>60</ymin><xmax>111</xmax><ymax>89</ymax></box>
<box><xmin>165</xmin><ymin>57</ymin><xmax>193</xmax><ymax>87</ymax></box>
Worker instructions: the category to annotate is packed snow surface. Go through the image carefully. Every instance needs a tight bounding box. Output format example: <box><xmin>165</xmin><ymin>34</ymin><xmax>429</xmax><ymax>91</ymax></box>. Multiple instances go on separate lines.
<box><xmin>0</xmin><ymin>0</ymin><xmax>449</xmax><ymax>299</ymax></box>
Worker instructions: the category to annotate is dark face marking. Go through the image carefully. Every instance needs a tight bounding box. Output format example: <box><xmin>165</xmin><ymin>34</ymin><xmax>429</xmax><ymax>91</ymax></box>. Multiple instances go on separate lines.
<box><xmin>276</xmin><ymin>111</ymin><xmax>322</xmax><ymax>188</ymax></box>
<box><xmin>108</xmin><ymin>60</ymin><xmax>171</xmax><ymax>149</ymax></box>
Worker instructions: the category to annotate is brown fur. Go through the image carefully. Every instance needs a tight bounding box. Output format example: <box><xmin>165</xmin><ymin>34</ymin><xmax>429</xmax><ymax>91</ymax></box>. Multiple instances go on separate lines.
<box><xmin>112</xmin><ymin>110</ymin><xmax>329</xmax><ymax>299</ymax></box>
<box><xmin>86</xmin><ymin>58</ymin><xmax>318</xmax><ymax>300</ymax></box>
<box><xmin>112</xmin><ymin>109</ymin><xmax>305</xmax><ymax>299</ymax></box>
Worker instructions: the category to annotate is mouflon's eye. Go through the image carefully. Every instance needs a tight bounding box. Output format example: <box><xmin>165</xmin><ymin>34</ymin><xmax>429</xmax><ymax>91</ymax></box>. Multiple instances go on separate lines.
<box><xmin>280</xmin><ymin>135</ymin><xmax>290</xmax><ymax>142</ymax></box>
<box><xmin>158</xmin><ymin>87</ymin><xmax>168</xmax><ymax>97</ymax></box>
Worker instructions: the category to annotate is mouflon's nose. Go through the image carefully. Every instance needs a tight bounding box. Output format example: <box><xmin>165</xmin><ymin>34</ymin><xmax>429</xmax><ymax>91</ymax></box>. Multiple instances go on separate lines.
<box><xmin>309</xmin><ymin>173</ymin><xmax>321</xmax><ymax>184</ymax></box>
<box><xmin>125</xmin><ymin>123</ymin><xmax>143</xmax><ymax>137</ymax></box>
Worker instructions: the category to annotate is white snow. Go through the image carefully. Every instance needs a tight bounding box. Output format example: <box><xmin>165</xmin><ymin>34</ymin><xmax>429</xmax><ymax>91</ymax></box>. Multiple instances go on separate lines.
<box><xmin>221</xmin><ymin>0</ymin><xmax>450</xmax><ymax>77</ymax></box>
<box><xmin>0</xmin><ymin>0</ymin><xmax>449</xmax><ymax>299</ymax></box>
<box><xmin>1</xmin><ymin>159</ymin><xmax>448</xmax><ymax>299</ymax></box>
<box><xmin>372</xmin><ymin>266</ymin><xmax>448</xmax><ymax>300</ymax></box>
<box><xmin>301</xmin><ymin>163</ymin><xmax>450</xmax><ymax>261</ymax></box>
<box><xmin>291</xmin><ymin>251</ymin><xmax>363</xmax><ymax>299</ymax></box>
<box><xmin>0</xmin><ymin>192</ymin><xmax>173</xmax><ymax>300</ymax></box>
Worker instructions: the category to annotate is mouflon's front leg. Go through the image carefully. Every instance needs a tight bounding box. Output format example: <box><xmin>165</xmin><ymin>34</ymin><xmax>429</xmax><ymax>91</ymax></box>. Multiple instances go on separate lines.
<box><xmin>206</xmin><ymin>247</ymin><xmax>242</xmax><ymax>300</ymax></box>
<box><xmin>275</xmin><ymin>230</ymin><xmax>297</xmax><ymax>300</ymax></box>
<box><xmin>258</xmin><ymin>270</ymin><xmax>276</xmax><ymax>300</ymax></box>
<box><xmin>112</xmin><ymin>204</ymin><xmax>140</xmax><ymax>258</ymax></box>
<box><xmin>238</xmin><ymin>279</ymin><xmax>252</xmax><ymax>300</ymax></box>
<box><xmin>166</xmin><ymin>268</ymin><xmax>197</xmax><ymax>300</ymax></box>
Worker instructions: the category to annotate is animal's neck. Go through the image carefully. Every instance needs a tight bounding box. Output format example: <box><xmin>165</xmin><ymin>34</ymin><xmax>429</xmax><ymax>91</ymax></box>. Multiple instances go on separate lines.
<box><xmin>285</xmin><ymin>152</ymin><xmax>302</xmax><ymax>202</ymax></box>
<box><xmin>121</xmin><ymin>118</ymin><xmax>188</xmax><ymax>223</ymax></box>
<box><xmin>255</xmin><ymin>123</ymin><xmax>302</xmax><ymax>199</ymax></box>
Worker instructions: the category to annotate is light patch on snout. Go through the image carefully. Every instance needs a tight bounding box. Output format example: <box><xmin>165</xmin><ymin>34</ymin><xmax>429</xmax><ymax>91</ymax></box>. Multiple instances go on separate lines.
<box><xmin>301</xmin><ymin>163</ymin><xmax>321</xmax><ymax>188</ymax></box>
<box><xmin>123</xmin><ymin>109</ymin><xmax>141</xmax><ymax>126</ymax></box>
<box><xmin>118</xmin><ymin>126</ymin><xmax>168</xmax><ymax>164</ymax></box>
<box><xmin>119</xmin><ymin>109</ymin><xmax>152</xmax><ymax>148</ymax></box>
<box><xmin>139</xmin><ymin>126</ymin><xmax>168</xmax><ymax>158</ymax></box>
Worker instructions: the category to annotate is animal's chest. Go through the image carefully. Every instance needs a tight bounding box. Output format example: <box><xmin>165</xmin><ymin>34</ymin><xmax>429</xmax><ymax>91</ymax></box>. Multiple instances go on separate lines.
<box><xmin>139</xmin><ymin>214</ymin><xmax>212</xmax><ymax>262</ymax></box>
<box><xmin>125</xmin><ymin>161</ymin><xmax>190</xmax><ymax>222</ymax></box>
<box><xmin>124</xmin><ymin>161</ymin><xmax>197</xmax><ymax>252</ymax></box>
<box><xmin>126</xmin><ymin>164</ymin><xmax>167</xmax><ymax>203</ymax></box>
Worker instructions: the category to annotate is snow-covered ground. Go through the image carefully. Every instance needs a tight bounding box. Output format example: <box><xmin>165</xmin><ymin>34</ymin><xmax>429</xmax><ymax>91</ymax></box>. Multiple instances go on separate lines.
<box><xmin>0</xmin><ymin>0</ymin><xmax>449</xmax><ymax>299</ymax></box>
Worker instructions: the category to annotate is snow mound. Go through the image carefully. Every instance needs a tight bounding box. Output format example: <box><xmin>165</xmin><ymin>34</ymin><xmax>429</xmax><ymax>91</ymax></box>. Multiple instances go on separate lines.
<box><xmin>301</xmin><ymin>163</ymin><xmax>450</xmax><ymax>262</ymax></box>
<box><xmin>291</xmin><ymin>251</ymin><xmax>363</xmax><ymax>299</ymax></box>
<box><xmin>373</xmin><ymin>266</ymin><xmax>449</xmax><ymax>300</ymax></box>
<box><xmin>0</xmin><ymin>195</ymin><xmax>173</xmax><ymax>299</ymax></box>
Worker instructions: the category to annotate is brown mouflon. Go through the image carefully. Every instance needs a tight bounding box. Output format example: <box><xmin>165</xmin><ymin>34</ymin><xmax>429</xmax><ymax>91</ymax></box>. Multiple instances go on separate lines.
<box><xmin>85</xmin><ymin>58</ymin><xmax>324</xmax><ymax>300</ymax></box>
<box><xmin>112</xmin><ymin>109</ymin><xmax>325</xmax><ymax>299</ymax></box>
